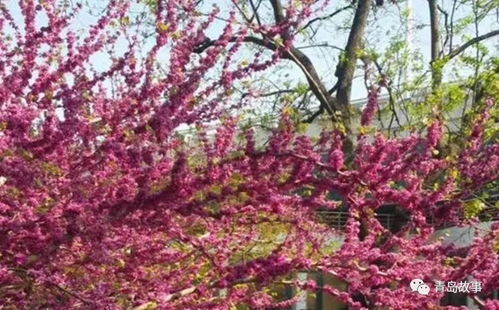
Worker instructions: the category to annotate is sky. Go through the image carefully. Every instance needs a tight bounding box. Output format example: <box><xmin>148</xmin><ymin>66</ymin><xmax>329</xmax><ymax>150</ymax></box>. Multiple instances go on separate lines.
<box><xmin>3</xmin><ymin>0</ymin><xmax>498</xmax><ymax>103</ymax></box>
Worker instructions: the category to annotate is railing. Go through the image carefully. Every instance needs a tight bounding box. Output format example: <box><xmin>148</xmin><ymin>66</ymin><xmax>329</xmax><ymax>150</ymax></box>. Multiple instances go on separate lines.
<box><xmin>315</xmin><ymin>211</ymin><xmax>395</xmax><ymax>230</ymax></box>
<box><xmin>315</xmin><ymin>207</ymin><xmax>498</xmax><ymax>231</ymax></box>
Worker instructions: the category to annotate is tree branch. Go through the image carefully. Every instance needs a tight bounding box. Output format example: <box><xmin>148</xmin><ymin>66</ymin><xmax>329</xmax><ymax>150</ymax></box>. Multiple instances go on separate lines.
<box><xmin>48</xmin><ymin>282</ymin><xmax>95</xmax><ymax>305</ymax></box>
<box><xmin>195</xmin><ymin>35</ymin><xmax>337</xmax><ymax>116</ymax></box>
<box><xmin>241</xmin><ymin>89</ymin><xmax>297</xmax><ymax>98</ymax></box>
<box><xmin>249</xmin><ymin>0</ymin><xmax>263</xmax><ymax>26</ymax></box>
<box><xmin>298</xmin><ymin>5</ymin><xmax>353</xmax><ymax>34</ymax></box>
<box><xmin>371</xmin><ymin>58</ymin><xmax>402</xmax><ymax>131</ymax></box>
<box><xmin>446</xmin><ymin>29</ymin><xmax>499</xmax><ymax>60</ymax></box>
<box><xmin>304</xmin><ymin>105</ymin><xmax>324</xmax><ymax>123</ymax></box>
<box><xmin>296</xmin><ymin>42</ymin><xmax>344</xmax><ymax>51</ymax></box>
<box><xmin>437</xmin><ymin>4</ymin><xmax>450</xmax><ymax>55</ymax></box>
<box><xmin>269</xmin><ymin>0</ymin><xmax>285</xmax><ymax>24</ymax></box>
<box><xmin>196</xmin><ymin>0</ymin><xmax>341</xmax><ymax>121</ymax></box>
<box><xmin>268</xmin><ymin>0</ymin><xmax>338</xmax><ymax>117</ymax></box>
<box><xmin>193</xmin><ymin>36</ymin><xmax>276</xmax><ymax>53</ymax></box>
<box><xmin>286</xmin><ymin>47</ymin><xmax>336</xmax><ymax>115</ymax></box>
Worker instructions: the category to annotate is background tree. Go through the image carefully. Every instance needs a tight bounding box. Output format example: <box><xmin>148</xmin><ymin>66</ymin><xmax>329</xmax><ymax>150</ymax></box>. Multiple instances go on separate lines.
<box><xmin>0</xmin><ymin>0</ymin><xmax>497</xmax><ymax>309</ymax></box>
<box><xmin>191</xmin><ymin>0</ymin><xmax>498</xmax><ymax>137</ymax></box>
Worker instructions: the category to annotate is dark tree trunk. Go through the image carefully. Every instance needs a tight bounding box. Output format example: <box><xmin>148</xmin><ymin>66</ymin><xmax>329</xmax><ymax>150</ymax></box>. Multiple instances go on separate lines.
<box><xmin>335</xmin><ymin>0</ymin><xmax>371</xmax><ymax>122</ymax></box>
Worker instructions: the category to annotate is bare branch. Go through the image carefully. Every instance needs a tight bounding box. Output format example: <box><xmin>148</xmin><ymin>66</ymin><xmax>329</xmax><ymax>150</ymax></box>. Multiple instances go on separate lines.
<box><xmin>241</xmin><ymin>89</ymin><xmax>297</xmax><ymax>98</ymax></box>
<box><xmin>437</xmin><ymin>4</ymin><xmax>450</xmax><ymax>55</ymax></box>
<box><xmin>298</xmin><ymin>5</ymin><xmax>353</xmax><ymax>34</ymax></box>
<box><xmin>249</xmin><ymin>0</ymin><xmax>263</xmax><ymax>26</ymax></box>
<box><xmin>296</xmin><ymin>42</ymin><xmax>344</xmax><ymax>51</ymax></box>
<box><xmin>304</xmin><ymin>105</ymin><xmax>324</xmax><ymax>123</ymax></box>
<box><xmin>193</xmin><ymin>36</ymin><xmax>276</xmax><ymax>53</ymax></box>
<box><xmin>446</xmin><ymin>29</ymin><xmax>499</xmax><ymax>60</ymax></box>
<box><xmin>286</xmin><ymin>47</ymin><xmax>337</xmax><ymax>115</ymax></box>
<box><xmin>449</xmin><ymin>0</ymin><xmax>458</xmax><ymax>50</ymax></box>
<box><xmin>370</xmin><ymin>58</ymin><xmax>402</xmax><ymax>131</ymax></box>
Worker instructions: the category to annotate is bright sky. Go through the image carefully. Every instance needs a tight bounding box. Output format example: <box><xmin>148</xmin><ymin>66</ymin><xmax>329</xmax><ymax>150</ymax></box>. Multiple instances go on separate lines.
<box><xmin>4</xmin><ymin>0</ymin><xmax>498</xmax><ymax>102</ymax></box>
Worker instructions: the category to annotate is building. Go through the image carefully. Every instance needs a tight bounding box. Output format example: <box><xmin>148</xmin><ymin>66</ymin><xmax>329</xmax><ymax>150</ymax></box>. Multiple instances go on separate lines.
<box><xmin>176</xmin><ymin>94</ymin><xmax>498</xmax><ymax>309</ymax></box>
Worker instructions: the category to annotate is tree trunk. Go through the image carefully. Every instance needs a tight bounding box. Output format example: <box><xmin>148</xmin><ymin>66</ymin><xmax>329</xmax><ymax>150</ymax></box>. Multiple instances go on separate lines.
<box><xmin>428</xmin><ymin>0</ymin><xmax>442</xmax><ymax>90</ymax></box>
<box><xmin>335</xmin><ymin>0</ymin><xmax>371</xmax><ymax>122</ymax></box>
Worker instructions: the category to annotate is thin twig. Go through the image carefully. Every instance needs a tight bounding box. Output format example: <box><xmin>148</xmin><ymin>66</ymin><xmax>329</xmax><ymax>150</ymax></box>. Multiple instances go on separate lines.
<box><xmin>298</xmin><ymin>5</ymin><xmax>353</xmax><ymax>34</ymax></box>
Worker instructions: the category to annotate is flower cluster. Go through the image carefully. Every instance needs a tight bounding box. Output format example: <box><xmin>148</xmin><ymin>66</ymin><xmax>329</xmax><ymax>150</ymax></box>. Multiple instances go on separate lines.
<box><xmin>0</xmin><ymin>1</ymin><xmax>497</xmax><ymax>309</ymax></box>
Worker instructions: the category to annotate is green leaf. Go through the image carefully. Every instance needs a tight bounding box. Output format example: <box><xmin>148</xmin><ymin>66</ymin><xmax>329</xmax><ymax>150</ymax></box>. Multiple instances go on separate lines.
<box><xmin>464</xmin><ymin>199</ymin><xmax>485</xmax><ymax>219</ymax></box>
<box><xmin>120</xmin><ymin>16</ymin><xmax>130</xmax><ymax>26</ymax></box>
<box><xmin>294</xmin><ymin>83</ymin><xmax>309</xmax><ymax>95</ymax></box>
<box><xmin>133</xmin><ymin>302</ymin><xmax>158</xmax><ymax>310</ymax></box>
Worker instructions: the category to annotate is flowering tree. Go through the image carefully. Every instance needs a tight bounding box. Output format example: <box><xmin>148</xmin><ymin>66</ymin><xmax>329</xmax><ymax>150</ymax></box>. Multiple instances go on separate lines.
<box><xmin>0</xmin><ymin>0</ymin><xmax>498</xmax><ymax>309</ymax></box>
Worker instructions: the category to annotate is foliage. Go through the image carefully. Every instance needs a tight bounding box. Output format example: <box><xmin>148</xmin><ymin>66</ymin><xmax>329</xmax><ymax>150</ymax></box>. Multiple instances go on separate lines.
<box><xmin>0</xmin><ymin>1</ymin><xmax>498</xmax><ymax>310</ymax></box>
